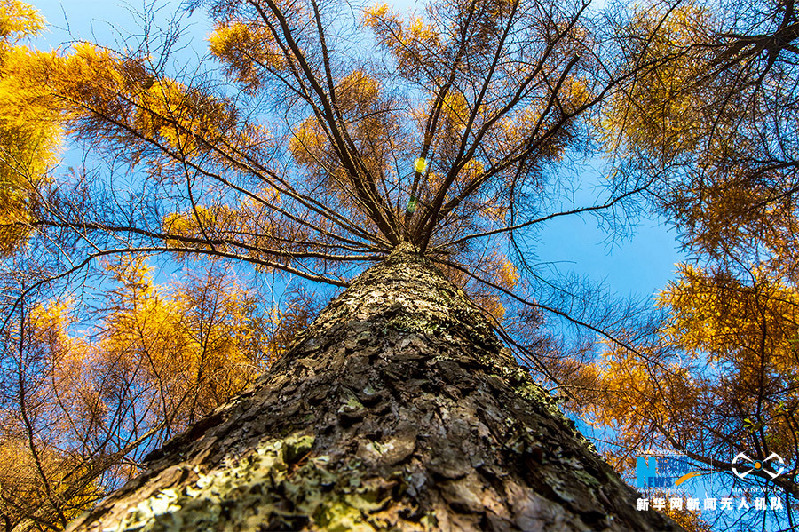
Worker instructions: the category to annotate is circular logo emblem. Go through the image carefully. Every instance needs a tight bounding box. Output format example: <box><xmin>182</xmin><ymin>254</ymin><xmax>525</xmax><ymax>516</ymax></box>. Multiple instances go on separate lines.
<box><xmin>732</xmin><ymin>452</ymin><xmax>785</xmax><ymax>480</ymax></box>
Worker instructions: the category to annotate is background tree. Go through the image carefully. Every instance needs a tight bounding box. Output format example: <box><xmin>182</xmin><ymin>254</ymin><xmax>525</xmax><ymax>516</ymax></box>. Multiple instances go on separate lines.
<box><xmin>559</xmin><ymin>0</ymin><xmax>799</xmax><ymax>529</ymax></box>
<box><xmin>0</xmin><ymin>254</ymin><xmax>308</xmax><ymax>530</ymax></box>
<box><xmin>603</xmin><ymin>0</ymin><xmax>799</xmax><ymax>273</ymax></box>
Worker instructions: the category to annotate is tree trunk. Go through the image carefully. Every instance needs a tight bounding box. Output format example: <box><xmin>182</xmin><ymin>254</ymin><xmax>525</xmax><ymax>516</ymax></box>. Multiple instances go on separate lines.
<box><xmin>66</xmin><ymin>244</ymin><xmax>682</xmax><ymax>531</ymax></box>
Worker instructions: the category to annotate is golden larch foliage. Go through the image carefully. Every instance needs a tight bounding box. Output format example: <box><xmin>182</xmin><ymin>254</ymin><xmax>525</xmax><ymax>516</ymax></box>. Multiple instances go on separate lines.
<box><xmin>0</xmin><ymin>1</ymin><xmax>60</xmax><ymax>253</ymax></box>
<box><xmin>601</xmin><ymin>3</ymin><xmax>714</xmax><ymax>157</ymax></box>
<box><xmin>209</xmin><ymin>21</ymin><xmax>287</xmax><ymax>91</ymax></box>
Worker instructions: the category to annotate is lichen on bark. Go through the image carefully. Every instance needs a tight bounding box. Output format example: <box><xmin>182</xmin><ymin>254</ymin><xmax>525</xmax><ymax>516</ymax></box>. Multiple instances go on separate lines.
<box><xmin>67</xmin><ymin>244</ymin><xmax>683</xmax><ymax>531</ymax></box>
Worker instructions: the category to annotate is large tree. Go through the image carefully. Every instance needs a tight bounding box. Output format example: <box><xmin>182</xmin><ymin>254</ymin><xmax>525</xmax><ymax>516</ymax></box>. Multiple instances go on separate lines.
<box><xmin>0</xmin><ymin>0</ymin><xmax>701</xmax><ymax>529</ymax></box>
<box><xmin>64</xmin><ymin>244</ymin><xmax>682</xmax><ymax>530</ymax></box>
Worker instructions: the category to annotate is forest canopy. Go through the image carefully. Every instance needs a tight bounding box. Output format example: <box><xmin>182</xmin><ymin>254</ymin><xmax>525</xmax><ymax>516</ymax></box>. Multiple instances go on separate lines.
<box><xmin>1</xmin><ymin>0</ymin><xmax>798</xmax><ymax>530</ymax></box>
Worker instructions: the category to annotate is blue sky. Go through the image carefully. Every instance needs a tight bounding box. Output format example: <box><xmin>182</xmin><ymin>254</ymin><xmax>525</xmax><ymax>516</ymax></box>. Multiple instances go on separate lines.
<box><xmin>27</xmin><ymin>0</ymin><xmax>684</xmax><ymax>302</ymax></box>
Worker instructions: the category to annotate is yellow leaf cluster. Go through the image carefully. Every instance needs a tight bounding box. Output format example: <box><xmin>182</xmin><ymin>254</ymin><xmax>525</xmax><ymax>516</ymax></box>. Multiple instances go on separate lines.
<box><xmin>476</xmin><ymin>293</ymin><xmax>506</xmax><ymax>322</ymax></box>
<box><xmin>498</xmin><ymin>256</ymin><xmax>519</xmax><ymax>289</ymax></box>
<box><xmin>28</xmin><ymin>298</ymin><xmax>75</xmax><ymax>352</ymax></box>
<box><xmin>602</xmin><ymin>3</ymin><xmax>712</xmax><ymax>156</ymax></box>
<box><xmin>567</xmin><ymin>261</ymin><xmax>799</xmax><ymax>478</ymax></box>
<box><xmin>13</xmin><ymin>40</ymin><xmax>257</xmax><ymax>171</ymax></box>
<box><xmin>0</xmin><ymin>0</ymin><xmax>44</xmax><ymax>42</ymax></box>
<box><xmin>407</xmin><ymin>16</ymin><xmax>437</xmax><ymax>43</ymax></box>
<box><xmin>289</xmin><ymin>116</ymin><xmax>328</xmax><ymax>167</ymax></box>
<box><xmin>99</xmin><ymin>256</ymin><xmax>273</xmax><ymax>422</ymax></box>
<box><xmin>46</xmin><ymin>42</ymin><xmax>130</xmax><ymax>123</ymax></box>
<box><xmin>364</xmin><ymin>4</ymin><xmax>441</xmax><ymax>72</ymax></box>
<box><xmin>478</xmin><ymin>251</ymin><xmax>518</xmax><ymax>290</ymax></box>
<box><xmin>0</xmin><ymin>437</ymin><xmax>101</xmax><ymax>528</ymax></box>
<box><xmin>14</xmin><ymin>256</ymin><xmax>276</xmax><ymax>458</ymax></box>
<box><xmin>439</xmin><ymin>90</ymin><xmax>470</xmax><ymax>133</ymax></box>
<box><xmin>460</xmin><ymin>158</ymin><xmax>483</xmax><ymax>179</ymax></box>
<box><xmin>161</xmin><ymin>199</ymin><xmax>280</xmax><ymax>259</ymax></box>
<box><xmin>561</xmin><ymin>76</ymin><xmax>592</xmax><ymax>114</ymax></box>
<box><xmin>571</xmin><ymin>341</ymin><xmax>701</xmax><ymax>455</ymax></box>
<box><xmin>290</xmin><ymin>71</ymin><xmax>385</xmax><ymax>172</ymax></box>
<box><xmin>500</xmin><ymin>106</ymin><xmax>539</xmax><ymax>138</ymax></box>
<box><xmin>481</xmin><ymin>202</ymin><xmax>508</xmax><ymax>222</ymax></box>
<box><xmin>443</xmin><ymin>252</ymin><xmax>520</xmax><ymax>323</ymax></box>
<box><xmin>659</xmin><ymin>264</ymin><xmax>799</xmax><ymax>371</ymax></box>
<box><xmin>164</xmin><ymin>205</ymin><xmax>223</xmax><ymax>238</ymax></box>
<box><xmin>209</xmin><ymin>21</ymin><xmax>286</xmax><ymax>91</ymax></box>
<box><xmin>135</xmin><ymin>77</ymin><xmax>225</xmax><ymax>155</ymax></box>
<box><xmin>287</xmin><ymin>69</ymin><xmax>394</xmax><ymax>220</ymax></box>
<box><xmin>335</xmin><ymin>70</ymin><xmax>380</xmax><ymax>114</ymax></box>
<box><xmin>0</xmin><ymin>2</ymin><xmax>60</xmax><ymax>253</ymax></box>
<box><xmin>498</xmin><ymin>106</ymin><xmax>564</xmax><ymax>161</ymax></box>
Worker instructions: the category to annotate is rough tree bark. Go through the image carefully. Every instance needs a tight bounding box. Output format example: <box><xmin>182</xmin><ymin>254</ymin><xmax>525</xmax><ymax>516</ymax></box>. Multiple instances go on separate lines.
<box><xmin>66</xmin><ymin>244</ymin><xmax>682</xmax><ymax>531</ymax></box>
